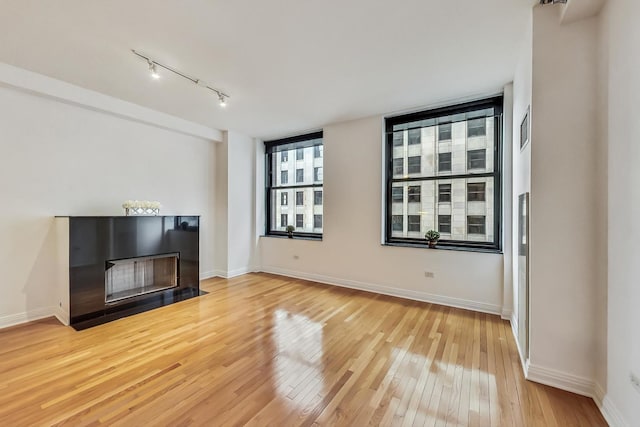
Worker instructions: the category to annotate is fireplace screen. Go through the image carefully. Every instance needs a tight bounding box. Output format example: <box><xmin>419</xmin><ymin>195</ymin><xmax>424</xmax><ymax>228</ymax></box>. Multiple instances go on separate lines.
<box><xmin>105</xmin><ymin>253</ymin><xmax>179</xmax><ymax>303</ymax></box>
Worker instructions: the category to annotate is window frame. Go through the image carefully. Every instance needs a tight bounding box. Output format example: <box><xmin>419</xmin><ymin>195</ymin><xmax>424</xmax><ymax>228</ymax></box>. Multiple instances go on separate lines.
<box><xmin>384</xmin><ymin>96</ymin><xmax>502</xmax><ymax>251</ymax></box>
<box><xmin>265</xmin><ymin>131</ymin><xmax>323</xmax><ymax>239</ymax></box>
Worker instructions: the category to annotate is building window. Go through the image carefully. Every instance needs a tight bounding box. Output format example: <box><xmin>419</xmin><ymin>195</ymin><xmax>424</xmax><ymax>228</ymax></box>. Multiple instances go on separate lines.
<box><xmin>467</xmin><ymin>182</ymin><xmax>486</xmax><ymax>202</ymax></box>
<box><xmin>392</xmin><ymin>187</ymin><xmax>403</xmax><ymax>203</ymax></box>
<box><xmin>385</xmin><ymin>96</ymin><xmax>502</xmax><ymax>250</ymax></box>
<box><xmin>408</xmin><ymin>129</ymin><xmax>421</xmax><ymax>145</ymax></box>
<box><xmin>468</xmin><ymin>215</ymin><xmax>486</xmax><ymax>234</ymax></box>
<box><xmin>393</xmin><ymin>158</ymin><xmax>404</xmax><ymax>176</ymax></box>
<box><xmin>438</xmin><ymin>184</ymin><xmax>451</xmax><ymax>202</ymax></box>
<box><xmin>281</xmin><ymin>214</ymin><xmax>288</xmax><ymax>228</ymax></box>
<box><xmin>438</xmin><ymin>215</ymin><xmax>451</xmax><ymax>233</ymax></box>
<box><xmin>438</xmin><ymin>153</ymin><xmax>452</xmax><ymax>172</ymax></box>
<box><xmin>265</xmin><ymin>131</ymin><xmax>323</xmax><ymax>237</ymax></box>
<box><xmin>408</xmin><ymin>185</ymin><xmax>421</xmax><ymax>203</ymax></box>
<box><xmin>438</xmin><ymin>123</ymin><xmax>452</xmax><ymax>141</ymax></box>
<box><xmin>392</xmin><ymin>215</ymin><xmax>403</xmax><ymax>231</ymax></box>
<box><xmin>408</xmin><ymin>215</ymin><xmax>421</xmax><ymax>232</ymax></box>
<box><xmin>467</xmin><ymin>118</ymin><xmax>486</xmax><ymax>137</ymax></box>
<box><xmin>467</xmin><ymin>149</ymin><xmax>486</xmax><ymax>170</ymax></box>
<box><xmin>314</xmin><ymin>214</ymin><xmax>322</xmax><ymax>228</ymax></box>
<box><xmin>408</xmin><ymin>156</ymin><xmax>421</xmax><ymax>174</ymax></box>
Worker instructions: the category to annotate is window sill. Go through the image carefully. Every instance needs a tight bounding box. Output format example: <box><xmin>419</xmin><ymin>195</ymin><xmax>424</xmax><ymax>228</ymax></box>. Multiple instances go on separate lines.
<box><xmin>383</xmin><ymin>241</ymin><xmax>502</xmax><ymax>254</ymax></box>
<box><xmin>261</xmin><ymin>234</ymin><xmax>322</xmax><ymax>241</ymax></box>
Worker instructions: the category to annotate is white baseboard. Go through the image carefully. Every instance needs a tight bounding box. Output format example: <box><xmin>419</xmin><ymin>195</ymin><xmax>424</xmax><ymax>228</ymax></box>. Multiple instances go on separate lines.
<box><xmin>260</xmin><ymin>266</ymin><xmax>502</xmax><ymax>315</ymax></box>
<box><xmin>600</xmin><ymin>394</ymin><xmax>629</xmax><ymax>427</ymax></box>
<box><xmin>501</xmin><ymin>308</ymin><xmax>512</xmax><ymax>320</ymax></box>
<box><xmin>0</xmin><ymin>307</ymin><xmax>53</xmax><ymax>329</ymax></box>
<box><xmin>509</xmin><ymin>313</ymin><xmax>530</xmax><ymax>375</ymax></box>
<box><xmin>52</xmin><ymin>305</ymin><xmax>70</xmax><ymax>326</ymax></box>
<box><xmin>527</xmin><ymin>363</ymin><xmax>596</xmax><ymax>398</ymax></box>
<box><xmin>208</xmin><ymin>266</ymin><xmax>255</xmax><ymax>279</ymax></box>
<box><xmin>199</xmin><ymin>270</ymin><xmax>217</xmax><ymax>280</ymax></box>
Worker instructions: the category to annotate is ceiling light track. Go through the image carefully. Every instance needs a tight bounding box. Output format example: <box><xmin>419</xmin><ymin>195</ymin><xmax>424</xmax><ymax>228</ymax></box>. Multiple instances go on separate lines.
<box><xmin>132</xmin><ymin>49</ymin><xmax>230</xmax><ymax>107</ymax></box>
<box><xmin>539</xmin><ymin>0</ymin><xmax>567</xmax><ymax>4</ymax></box>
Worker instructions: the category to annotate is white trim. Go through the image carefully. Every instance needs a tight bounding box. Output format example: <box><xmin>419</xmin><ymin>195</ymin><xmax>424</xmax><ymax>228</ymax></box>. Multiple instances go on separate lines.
<box><xmin>0</xmin><ymin>61</ymin><xmax>222</xmax><ymax>142</ymax></box>
<box><xmin>600</xmin><ymin>394</ymin><xmax>629</xmax><ymax>427</ymax></box>
<box><xmin>260</xmin><ymin>266</ymin><xmax>502</xmax><ymax>315</ymax></box>
<box><xmin>593</xmin><ymin>382</ymin><xmax>606</xmax><ymax>408</ymax></box>
<box><xmin>52</xmin><ymin>305</ymin><xmax>70</xmax><ymax>326</ymax></box>
<box><xmin>526</xmin><ymin>363</ymin><xmax>595</xmax><ymax>398</ymax></box>
<box><xmin>0</xmin><ymin>307</ymin><xmax>53</xmax><ymax>329</ymax></box>
<box><xmin>199</xmin><ymin>270</ymin><xmax>217</xmax><ymax>280</ymax></box>
<box><xmin>501</xmin><ymin>308</ymin><xmax>512</xmax><ymax>320</ymax></box>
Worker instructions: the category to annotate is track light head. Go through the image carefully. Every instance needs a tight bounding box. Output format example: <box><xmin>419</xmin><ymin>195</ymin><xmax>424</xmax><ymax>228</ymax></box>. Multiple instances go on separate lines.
<box><xmin>148</xmin><ymin>60</ymin><xmax>160</xmax><ymax>79</ymax></box>
<box><xmin>218</xmin><ymin>93</ymin><xmax>227</xmax><ymax>108</ymax></box>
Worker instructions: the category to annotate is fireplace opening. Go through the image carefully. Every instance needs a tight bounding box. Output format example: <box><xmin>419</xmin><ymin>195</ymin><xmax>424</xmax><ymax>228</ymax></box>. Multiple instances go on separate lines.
<box><xmin>105</xmin><ymin>253</ymin><xmax>179</xmax><ymax>304</ymax></box>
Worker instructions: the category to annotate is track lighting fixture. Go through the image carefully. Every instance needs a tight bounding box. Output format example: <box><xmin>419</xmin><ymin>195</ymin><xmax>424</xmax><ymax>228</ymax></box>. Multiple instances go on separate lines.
<box><xmin>539</xmin><ymin>0</ymin><xmax>567</xmax><ymax>4</ymax></box>
<box><xmin>132</xmin><ymin>49</ymin><xmax>230</xmax><ymax>108</ymax></box>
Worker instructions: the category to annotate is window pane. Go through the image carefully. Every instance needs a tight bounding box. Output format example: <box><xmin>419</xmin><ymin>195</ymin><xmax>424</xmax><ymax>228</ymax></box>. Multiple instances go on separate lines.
<box><xmin>314</xmin><ymin>190</ymin><xmax>323</xmax><ymax>205</ymax></box>
<box><xmin>296</xmin><ymin>148</ymin><xmax>304</xmax><ymax>160</ymax></box>
<box><xmin>408</xmin><ymin>185</ymin><xmax>421</xmax><ymax>203</ymax></box>
<box><xmin>314</xmin><ymin>214</ymin><xmax>322</xmax><ymax>229</ymax></box>
<box><xmin>296</xmin><ymin>168</ymin><xmax>304</xmax><ymax>182</ymax></box>
<box><xmin>408</xmin><ymin>156</ymin><xmax>421</xmax><ymax>174</ymax></box>
<box><xmin>281</xmin><ymin>151</ymin><xmax>288</xmax><ymax>162</ymax></box>
<box><xmin>467</xmin><ymin>182</ymin><xmax>486</xmax><ymax>202</ymax></box>
<box><xmin>438</xmin><ymin>184</ymin><xmax>451</xmax><ymax>202</ymax></box>
<box><xmin>438</xmin><ymin>123</ymin><xmax>452</xmax><ymax>141</ymax></box>
<box><xmin>281</xmin><ymin>193</ymin><xmax>288</xmax><ymax>205</ymax></box>
<box><xmin>467</xmin><ymin>118</ymin><xmax>486</xmax><ymax>137</ymax></box>
<box><xmin>392</xmin><ymin>215</ymin><xmax>403</xmax><ymax>231</ymax></box>
<box><xmin>438</xmin><ymin>215</ymin><xmax>451</xmax><ymax>233</ymax></box>
<box><xmin>314</xmin><ymin>145</ymin><xmax>323</xmax><ymax>158</ymax></box>
<box><xmin>408</xmin><ymin>215</ymin><xmax>421</xmax><ymax>232</ymax></box>
<box><xmin>408</xmin><ymin>129</ymin><xmax>421</xmax><ymax>145</ymax></box>
<box><xmin>281</xmin><ymin>214</ymin><xmax>288</xmax><ymax>228</ymax></box>
<box><xmin>467</xmin><ymin>149</ymin><xmax>486</xmax><ymax>170</ymax></box>
<box><xmin>393</xmin><ymin>158</ymin><xmax>404</xmax><ymax>176</ymax></box>
<box><xmin>468</xmin><ymin>215</ymin><xmax>486</xmax><ymax>234</ymax></box>
<box><xmin>296</xmin><ymin>214</ymin><xmax>303</xmax><ymax>228</ymax></box>
<box><xmin>296</xmin><ymin>191</ymin><xmax>303</xmax><ymax>205</ymax></box>
<box><xmin>393</xmin><ymin>131</ymin><xmax>403</xmax><ymax>147</ymax></box>
<box><xmin>281</xmin><ymin>170</ymin><xmax>288</xmax><ymax>185</ymax></box>
<box><xmin>438</xmin><ymin>153</ymin><xmax>451</xmax><ymax>172</ymax></box>
<box><xmin>392</xmin><ymin>186</ymin><xmax>403</xmax><ymax>203</ymax></box>
<box><xmin>314</xmin><ymin>167</ymin><xmax>323</xmax><ymax>182</ymax></box>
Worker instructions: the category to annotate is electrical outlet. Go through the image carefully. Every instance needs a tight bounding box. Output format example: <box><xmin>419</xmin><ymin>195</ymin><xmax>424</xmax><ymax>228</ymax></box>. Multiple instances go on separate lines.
<box><xmin>424</xmin><ymin>271</ymin><xmax>435</xmax><ymax>278</ymax></box>
<box><xmin>293</xmin><ymin>255</ymin><xmax>299</xmax><ymax>260</ymax></box>
<box><xmin>631</xmin><ymin>372</ymin><xmax>640</xmax><ymax>393</ymax></box>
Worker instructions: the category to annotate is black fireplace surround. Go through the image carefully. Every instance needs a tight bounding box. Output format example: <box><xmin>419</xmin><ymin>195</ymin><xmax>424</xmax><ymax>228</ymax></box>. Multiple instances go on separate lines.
<box><xmin>67</xmin><ymin>216</ymin><xmax>201</xmax><ymax>330</ymax></box>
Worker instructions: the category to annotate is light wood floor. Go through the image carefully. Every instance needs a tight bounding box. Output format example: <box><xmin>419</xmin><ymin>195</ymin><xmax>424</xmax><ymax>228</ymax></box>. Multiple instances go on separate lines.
<box><xmin>0</xmin><ymin>273</ymin><xmax>606</xmax><ymax>426</ymax></box>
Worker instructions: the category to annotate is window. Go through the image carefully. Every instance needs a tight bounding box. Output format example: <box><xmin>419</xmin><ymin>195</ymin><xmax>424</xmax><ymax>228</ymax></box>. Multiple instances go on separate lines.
<box><xmin>392</xmin><ymin>215</ymin><xmax>403</xmax><ymax>231</ymax></box>
<box><xmin>408</xmin><ymin>215</ymin><xmax>421</xmax><ymax>232</ymax></box>
<box><xmin>467</xmin><ymin>182</ymin><xmax>486</xmax><ymax>202</ymax></box>
<box><xmin>438</xmin><ymin>184</ymin><xmax>451</xmax><ymax>202</ymax></box>
<box><xmin>439</xmin><ymin>123</ymin><xmax>452</xmax><ymax>141</ymax></box>
<box><xmin>468</xmin><ymin>215</ymin><xmax>486</xmax><ymax>234</ymax></box>
<box><xmin>392</xmin><ymin>187</ymin><xmax>403</xmax><ymax>203</ymax></box>
<box><xmin>467</xmin><ymin>118</ymin><xmax>486</xmax><ymax>137</ymax></box>
<box><xmin>408</xmin><ymin>129</ymin><xmax>421</xmax><ymax>145</ymax></box>
<box><xmin>265</xmin><ymin>131</ymin><xmax>323</xmax><ymax>237</ymax></box>
<box><xmin>438</xmin><ymin>153</ymin><xmax>452</xmax><ymax>172</ymax></box>
<box><xmin>408</xmin><ymin>185</ymin><xmax>421</xmax><ymax>203</ymax></box>
<box><xmin>314</xmin><ymin>214</ymin><xmax>322</xmax><ymax>228</ymax></box>
<box><xmin>393</xmin><ymin>158</ymin><xmax>404</xmax><ymax>175</ymax></box>
<box><xmin>385</xmin><ymin>96</ymin><xmax>502</xmax><ymax>250</ymax></box>
<box><xmin>438</xmin><ymin>215</ymin><xmax>451</xmax><ymax>233</ymax></box>
<box><xmin>468</xmin><ymin>149</ymin><xmax>486</xmax><ymax>170</ymax></box>
<box><xmin>408</xmin><ymin>156</ymin><xmax>421</xmax><ymax>174</ymax></box>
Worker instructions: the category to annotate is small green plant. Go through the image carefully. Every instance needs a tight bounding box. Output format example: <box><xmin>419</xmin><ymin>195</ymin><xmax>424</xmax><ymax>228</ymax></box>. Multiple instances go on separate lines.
<box><xmin>286</xmin><ymin>225</ymin><xmax>295</xmax><ymax>237</ymax></box>
<box><xmin>425</xmin><ymin>230</ymin><xmax>440</xmax><ymax>241</ymax></box>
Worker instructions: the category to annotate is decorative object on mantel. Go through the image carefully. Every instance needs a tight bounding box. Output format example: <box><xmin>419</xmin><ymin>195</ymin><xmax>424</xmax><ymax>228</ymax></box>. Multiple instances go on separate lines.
<box><xmin>122</xmin><ymin>200</ymin><xmax>161</xmax><ymax>216</ymax></box>
<box><xmin>286</xmin><ymin>225</ymin><xmax>295</xmax><ymax>238</ymax></box>
<box><xmin>425</xmin><ymin>229</ymin><xmax>440</xmax><ymax>248</ymax></box>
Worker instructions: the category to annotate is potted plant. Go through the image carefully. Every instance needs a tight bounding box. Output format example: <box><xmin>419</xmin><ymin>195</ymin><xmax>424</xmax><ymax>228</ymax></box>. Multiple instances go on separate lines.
<box><xmin>425</xmin><ymin>230</ymin><xmax>440</xmax><ymax>248</ymax></box>
<box><xmin>286</xmin><ymin>225</ymin><xmax>295</xmax><ymax>238</ymax></box>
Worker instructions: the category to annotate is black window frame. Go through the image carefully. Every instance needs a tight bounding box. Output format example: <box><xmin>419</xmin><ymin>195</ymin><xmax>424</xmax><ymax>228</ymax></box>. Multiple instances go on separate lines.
<box><xmin>265</xmin><ymin>131</ymin><xmax>323</xmax><ymax>239</ymax></box>
<box><xmin>384</xmin><ymin>96</ymin><xmax>502</xmax><ymax>251</ymax></box>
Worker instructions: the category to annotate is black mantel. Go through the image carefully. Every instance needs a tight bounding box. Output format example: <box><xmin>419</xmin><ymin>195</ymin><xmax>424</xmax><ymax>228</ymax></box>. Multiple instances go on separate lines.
<box><xmin>63</xmin><ymin>215</ymin><xmax>201</xmax><ymax>330</ymax></box>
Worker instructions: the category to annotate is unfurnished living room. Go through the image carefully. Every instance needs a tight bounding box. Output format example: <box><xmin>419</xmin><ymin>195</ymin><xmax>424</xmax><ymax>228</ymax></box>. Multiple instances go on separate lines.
<box><xmin>0</xmin><ymin>0</ymin><xmax>637</xmax><ymax>426</ymax></box>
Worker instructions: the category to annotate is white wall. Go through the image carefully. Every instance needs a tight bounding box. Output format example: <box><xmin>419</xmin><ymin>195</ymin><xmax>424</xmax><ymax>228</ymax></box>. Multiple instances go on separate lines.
<box><xmin>599</xmin><ymin>0</ymin><xmax>640</xmax><ymax>424</ymax></box>
<box><xmin>260</xmin><ymin>115</ymin><xmax>505</xmax><ymax>314</ymax></box>
<box><xmin>0</xmin><ymin>82</ymin><xmax>217</xmax><ymax>327</ymax></box>
<box><xmin>528</xmin><ymin>4</ymin><xmax>600</xmax><ymax>391</ymax></box>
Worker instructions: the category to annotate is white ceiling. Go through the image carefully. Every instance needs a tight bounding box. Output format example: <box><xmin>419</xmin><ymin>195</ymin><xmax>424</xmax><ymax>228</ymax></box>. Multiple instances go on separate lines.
<box><xmin>0</xmin><ymin>0</ymin><xmax>531</xmax><ymax>140</ymax></box>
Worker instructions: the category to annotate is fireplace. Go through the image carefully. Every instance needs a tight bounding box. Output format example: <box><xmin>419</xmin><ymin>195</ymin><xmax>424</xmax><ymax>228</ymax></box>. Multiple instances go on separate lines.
<box><xmin>105</xmin><ymin>253</ymin><xmax>179</xmax><ymax>303</ymax></box>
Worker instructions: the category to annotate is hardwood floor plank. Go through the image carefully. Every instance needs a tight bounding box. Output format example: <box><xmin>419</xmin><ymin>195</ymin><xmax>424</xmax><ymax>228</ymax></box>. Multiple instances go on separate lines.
<box><xmin>0</xmin><ymin>273</ymin><xmax>607</xmax><ymax>426</ymax></box>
